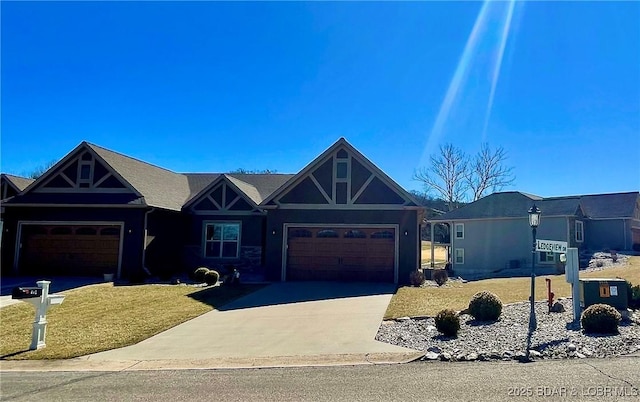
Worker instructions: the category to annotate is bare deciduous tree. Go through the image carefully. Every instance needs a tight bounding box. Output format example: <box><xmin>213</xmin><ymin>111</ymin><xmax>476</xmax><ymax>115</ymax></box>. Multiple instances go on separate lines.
<box><xmin>231</xmin><ymin>168</ymin><xmax>278</xmax><ymax>174</ymax></box>
<box><xmin>466</xmin><ymin>144</ymin><xmax>515</xmax><ymax>201</ymax></box>
<box><xmin>26</xmin><ymin>160</ymin><xmax>57</xmax><ymax>179</ymax></box>
<box><xmin>414</xmin><ymin>143</ymin><xmax>515</xmax><ymax>209</ymax></box>
<box><xmin>413</xmin><ymin>144</ymin><xmax>469</xmax><ymax>211</ymax></box>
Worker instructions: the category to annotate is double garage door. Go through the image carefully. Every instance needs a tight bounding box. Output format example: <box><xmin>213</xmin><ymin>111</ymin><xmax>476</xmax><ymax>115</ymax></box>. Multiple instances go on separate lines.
<box><xmin>286</xmin><ymin>226</ymin><xmax>396</xmax><ymax>282</ymax></box>
<box><xmin>18</xmin><ymin>224</ymin><xmax>121</xmax><ymax>276</ymax></box>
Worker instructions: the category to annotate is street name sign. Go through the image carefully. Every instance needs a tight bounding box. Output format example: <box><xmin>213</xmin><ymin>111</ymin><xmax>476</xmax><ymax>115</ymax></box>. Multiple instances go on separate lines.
<box><xmin>536</xmin><ymin>239</ymin><xmax>568</xmax><ymax>253</ymax></box>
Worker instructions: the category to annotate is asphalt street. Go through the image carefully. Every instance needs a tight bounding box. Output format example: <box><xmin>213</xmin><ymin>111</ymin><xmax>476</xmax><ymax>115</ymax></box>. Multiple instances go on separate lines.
<box><xmin>2</xmin><ymin>357</ymin><xmax>639</xmax><ymax>402</ymax></box>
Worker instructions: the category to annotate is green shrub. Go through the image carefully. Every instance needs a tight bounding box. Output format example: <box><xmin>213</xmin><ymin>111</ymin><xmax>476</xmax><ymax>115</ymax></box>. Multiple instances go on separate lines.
<box><xmin>581</xmin><ymin>303</ymin><xmax>621</xmax><ymax>334</ymax></box>
<box><xmin>625</xmin><ymin>280</ymin><xmax>640</xmax><ymax>309</ymax></box>
<box><xmin>204</xmin><ymin>270</ymin><xmax>220</xmax><ymax>286</ymax></box>
<box><xmin>433</xmin><ymin>269</ymin><xmax>448</xmax><ymax>286</ymax></box>
<box><xmin>194</xmin><ymin>267</ymin><xmax>210</xmax><ymax>282</ymax></box>
<box><xmin>468</xmin><ymin>291</ymin><xmax>503</xmax><ymax>321</ymax></box>
<box><xmin>409</xmin><ymin>270</ymin><xmax>425</xmax><ymax>287</ymax></box>
<box><xmin>435</xmin><ymin>309</ymin><xmax>460</xmax><ymax>337</ymax></box>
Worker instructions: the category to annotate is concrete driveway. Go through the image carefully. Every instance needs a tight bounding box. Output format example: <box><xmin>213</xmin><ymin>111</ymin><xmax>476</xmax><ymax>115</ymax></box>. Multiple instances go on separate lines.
<box><xmin>88</xmin><ymin>282</ymin><xmax>417</xmax><ymax>362</ymax></box>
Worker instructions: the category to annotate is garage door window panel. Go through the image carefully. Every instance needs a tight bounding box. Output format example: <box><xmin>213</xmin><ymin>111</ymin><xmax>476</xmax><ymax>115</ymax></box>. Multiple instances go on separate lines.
<box><xmin>205</xmin><ymin>223</ymin><xmax>240</xmax><ymax>258</ymax></box>
<box><xmin>287</xmin><ymin>227</ymin><xmax>395</xmax><ymax>283</ymax></box>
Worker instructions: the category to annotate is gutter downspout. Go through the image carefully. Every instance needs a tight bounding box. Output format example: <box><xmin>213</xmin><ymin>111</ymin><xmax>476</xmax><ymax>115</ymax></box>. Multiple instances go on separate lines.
<box><xmin>142</xmin><ymin>207</ymin><xmax>155</xmax><ymax>275</ymax></box>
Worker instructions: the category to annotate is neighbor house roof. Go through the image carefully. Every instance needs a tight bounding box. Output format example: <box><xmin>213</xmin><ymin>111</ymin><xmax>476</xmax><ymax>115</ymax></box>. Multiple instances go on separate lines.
<box><xmin>430</xmin><ymin>191</ymin><xmax>639</xmax><ymax>222</ymax></box>
<box><xmin>578</xmin><ymin>192</ymin><xmax>640</xmax><ymax>219</ymax></box>
<box><xmin>429</xmin><ymin>192</ymin><xmax>542</xmax><ymax>221</ymax></box>
<box><xmin>1</xmin><ymin>173</ymin><xmax>35</xmax><ymax>192</ymax></box>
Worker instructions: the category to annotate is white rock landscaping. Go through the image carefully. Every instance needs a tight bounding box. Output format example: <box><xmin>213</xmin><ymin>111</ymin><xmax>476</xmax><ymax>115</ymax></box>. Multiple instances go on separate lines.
<box><xmin>376</xmin><ymin>298</ymin><xmax>640</xmax><ymax>362</ymax></box>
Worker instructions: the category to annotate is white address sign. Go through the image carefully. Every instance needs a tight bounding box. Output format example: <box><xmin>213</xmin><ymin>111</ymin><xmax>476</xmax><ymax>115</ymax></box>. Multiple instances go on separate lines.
<box><xmin>536</xmin><ymin>239</ymin><xmax>568</xmax><ymax>253</ymax></box>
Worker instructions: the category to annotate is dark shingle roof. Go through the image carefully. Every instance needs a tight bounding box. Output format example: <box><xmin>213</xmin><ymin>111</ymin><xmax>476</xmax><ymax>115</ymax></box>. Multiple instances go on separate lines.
<box><xmin>430</xmin><ymin>192</ymin><xmax>542</xmax><ymax>221</ymax></box>
<box><xmin>226</xmin><ymin>174</ymin><xmax>295</xmax><ymax>204</ymax></box>
<box><xmin>430</xmin><ymin>191</ymin><xmax>639</xmax><ymax>221</ymax></box>
<box><xmin>88</xmin><ymin>143</ymin><xmax>192</xmax><ymax>211</ymax></box>
<box><xmin>579</xmin><ymin>192</ymin><xmax>639</xmax><ymax>219</ymax></box>
<box><xmin>2</xmin><ymin>174</ymin><xmax>35</xmax><ymax>192</ymax></box>
<box><xmin>89</xmin><ymin>143</ymin><xmax>296</xmax><ymax>210</ymax></box>
<box><xmin>184</xmin><ymin>174</ymin><xmax>222</xmax><ymax>201</ymax></box>
<box><xmin>182</xmin><ymin>173</ymin><xmax>295</xmax><ymax>206</ymax></box>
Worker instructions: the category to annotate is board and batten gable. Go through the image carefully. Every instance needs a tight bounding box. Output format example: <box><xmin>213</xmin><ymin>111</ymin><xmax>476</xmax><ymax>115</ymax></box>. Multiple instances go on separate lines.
<box><xmin>261</xmin><ymin>138</ymin><xmax>423</xmax><ymax>284</ymax></box>
<box><xmin>2</xmin><ymin>142</ymin><xmax>154</xmax><ymax>280</ymax></box>
<box><xmin>182</xmin><ymin>175</ymin><xmax>267</xmax><ymax>271</ymax></box>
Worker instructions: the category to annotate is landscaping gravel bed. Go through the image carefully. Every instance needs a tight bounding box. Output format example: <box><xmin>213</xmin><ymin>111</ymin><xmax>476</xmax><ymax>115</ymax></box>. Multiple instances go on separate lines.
<box><xmin>376</xmin><ymin>298</ymin><xmax>640</xmax><ymax>362</ymax></box>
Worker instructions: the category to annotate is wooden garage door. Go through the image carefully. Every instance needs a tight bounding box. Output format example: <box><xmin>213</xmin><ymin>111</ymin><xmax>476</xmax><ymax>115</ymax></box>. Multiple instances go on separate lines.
<box><xmin>287</xmin><ymin>227</ymin><xmax>395</xmax><ymax>282</ymax></box>
<box><xmin>19</xmin><ymin>224</ymin><xmax>120</xmax><ymax>276</ymax></box>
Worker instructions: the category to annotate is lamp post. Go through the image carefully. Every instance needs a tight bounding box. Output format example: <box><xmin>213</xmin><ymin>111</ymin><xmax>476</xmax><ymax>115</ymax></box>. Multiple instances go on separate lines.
<box><xmin>528</xmin><ymin>204</ymin><xmax>541</xmax><ymax>332</ymax></box>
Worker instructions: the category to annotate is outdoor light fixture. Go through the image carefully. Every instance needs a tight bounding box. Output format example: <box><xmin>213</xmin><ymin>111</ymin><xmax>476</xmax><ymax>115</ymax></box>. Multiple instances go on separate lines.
<box><xmin>527</xmin><ymin>204</ymin><xmax>541</xmax><ymax>334</ymax></box>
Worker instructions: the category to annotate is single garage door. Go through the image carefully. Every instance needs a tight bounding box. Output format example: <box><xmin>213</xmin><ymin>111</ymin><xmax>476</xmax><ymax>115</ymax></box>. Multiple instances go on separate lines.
<box><xmin>286</xmin><ymin>227</ymin><xmax>395</xmax><ymax>282</ymax></box>
<box><xmin>19</xmin><ymin>224</ymin><xmax>121</xmax><ymax>276</ymax></box>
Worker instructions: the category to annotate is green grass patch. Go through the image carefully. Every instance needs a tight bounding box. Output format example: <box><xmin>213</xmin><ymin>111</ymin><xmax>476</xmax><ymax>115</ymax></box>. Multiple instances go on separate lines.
<box><xmin>0</xmin><ymin>283</ymin><xmax>263</xmax><ymax>360</ymax></box>
<box><xmin>385</xmin><ymin>256</ymin><xmax>640</xmax><ymax>319</ymax></box>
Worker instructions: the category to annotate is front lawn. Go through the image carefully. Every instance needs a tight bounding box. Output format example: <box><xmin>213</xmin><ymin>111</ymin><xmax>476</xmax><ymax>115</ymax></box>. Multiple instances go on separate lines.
<box><xmin>0</xmin><ymin>283</ymin><xmax>262</xmax><ymax>360</ymax></box>
<box><xmin>385</xmin><ymin>256</ymin><xmax>640</xmax><ymax>319</ymax></box>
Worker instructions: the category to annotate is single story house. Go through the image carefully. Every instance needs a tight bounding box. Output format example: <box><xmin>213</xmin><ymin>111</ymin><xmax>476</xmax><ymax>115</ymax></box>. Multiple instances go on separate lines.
<box><xmin>1</xmin><ymin>138</ymin><xmax>424</xmax><ymax>284</ymax></box>
<box><xmin>428</xmin><ymin>191</ymin><xmax>640</xmax><ymax>279</ymax></box>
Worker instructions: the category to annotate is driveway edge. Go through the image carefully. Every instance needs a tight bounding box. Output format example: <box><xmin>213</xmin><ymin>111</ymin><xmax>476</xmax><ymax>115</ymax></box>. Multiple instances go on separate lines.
<box><xmin>0</xmin><ymin>352</ymin><xmax>425</xmax><ymax>372</ymax></box>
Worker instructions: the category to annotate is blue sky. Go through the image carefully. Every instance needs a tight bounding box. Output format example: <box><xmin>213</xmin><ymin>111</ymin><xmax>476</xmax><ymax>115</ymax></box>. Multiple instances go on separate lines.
<box><xmin>2</xmin><ymin>1</ymin><xmax>639</xmax><ymax>198</ymax></box>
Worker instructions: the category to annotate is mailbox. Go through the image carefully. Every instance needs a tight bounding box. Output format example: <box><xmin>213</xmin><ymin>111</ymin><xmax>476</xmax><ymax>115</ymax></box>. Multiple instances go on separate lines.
<box><xmin>579</xmin><ymin>278</ymin><xmax>628</xmax><ymax>310</ymax></box>
<box><xmin>12</xmin><ymin>287</ymin><xmax>43</xmax><ymax>299</ymax></box>
<box><xmin>11</xmin><ymin>280</ymin><xmax>65</xmax><ymax>350</ymax></box>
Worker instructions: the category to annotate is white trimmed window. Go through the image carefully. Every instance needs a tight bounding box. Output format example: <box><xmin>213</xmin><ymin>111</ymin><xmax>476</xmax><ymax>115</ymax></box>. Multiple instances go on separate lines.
<box><xmin>539</xmin><ymin>252</ymin><xmax>555</xmax><ymax>264</ymax></box>
<box><xmin>575</xmin><ymin>221</ymin><xmax>584</xmax><ymax>243</ymax></box>
<box><xmin>204</xmin><ymin>222</ymin><xmax>240</xmax><ymax>258</ymax></box>
<box><xmin>455</xmin><ymin>223</ymin><xmax>464</xmax><ymax>239</ymax></box>
<box><xmin>454</xmin><ymin>248</ymin><xmax>464</xmax><ymax>264</ymax></box>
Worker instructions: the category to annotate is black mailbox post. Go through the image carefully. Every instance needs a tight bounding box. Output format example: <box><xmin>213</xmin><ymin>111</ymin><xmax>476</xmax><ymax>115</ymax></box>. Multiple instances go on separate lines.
<box><xmin>12</xmin><ymin>287</ymin><xmax>43</xmax><ymax>299</ymax></box>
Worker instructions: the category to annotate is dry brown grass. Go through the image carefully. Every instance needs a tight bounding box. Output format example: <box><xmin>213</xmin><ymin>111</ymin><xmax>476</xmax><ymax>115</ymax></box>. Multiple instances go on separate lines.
<box><xmin>0</xmin><ymin>283</ymin><xmax>262</xmax><ymax>360</ymax></box>
<box><xmin>421</xmin><ymin>241</ymin><xmax>448</xmax><ymax>265</ymax></box>
<box><xmin>385</xmin><ymin>256</ymin><xmax>640</xmax><ymax>319</ymax></box>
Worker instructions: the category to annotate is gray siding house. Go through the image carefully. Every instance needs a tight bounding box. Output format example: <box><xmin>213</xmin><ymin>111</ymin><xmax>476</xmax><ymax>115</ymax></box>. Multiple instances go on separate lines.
<box><xmin>428</xmin><ymin>191</ymin><xmax>640</xmax><ymax>279</ymax></box>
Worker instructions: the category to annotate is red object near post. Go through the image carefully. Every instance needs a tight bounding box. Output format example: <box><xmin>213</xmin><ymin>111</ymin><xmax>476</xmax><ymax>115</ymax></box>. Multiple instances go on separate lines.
<box><xmin>545</xmin><ymin>278</ymin><xmax>555</xmax><ymax>312</ymax></box>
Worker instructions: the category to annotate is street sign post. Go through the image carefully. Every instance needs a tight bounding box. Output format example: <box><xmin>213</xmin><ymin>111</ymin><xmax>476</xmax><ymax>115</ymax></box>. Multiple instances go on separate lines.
<box><xmin>535</xmin><ymin>239</ymin><xmax>568</xmax><ymax>253</ymax></box>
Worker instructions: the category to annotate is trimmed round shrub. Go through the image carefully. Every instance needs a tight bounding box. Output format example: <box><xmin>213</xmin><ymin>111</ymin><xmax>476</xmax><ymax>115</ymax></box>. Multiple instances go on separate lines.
<box><xmin>204</xmin><ymin>270</ymin><xmax>220</xmax><ymax>286</ymax></box>
<box><xmin>468</xmin><ymin>291</ymin><xmax>503</xmax><ymax>321</ymax></box>
<box><xmin>194</xmin><ymin>267</ymin><xmax>210</xmax><ymax>282</ymax></box>
<box><xmin>435</xmin><ymin>309</ymin><xmax>460</xmax><ymax>337</ymax></box>
<box><xmin>409</xmin><ymin>270</ymin><xmax>425</xmax><ymax>287</ymax></box>
<box><xmin>433</xmin><ymin>269</ymin><xmax>448</xmax><ymax>286</ymax></box>
<box><xmin>581</xmin><ymin>304</ymin><xmax>621</xmax><ymax>334</ymax></box>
